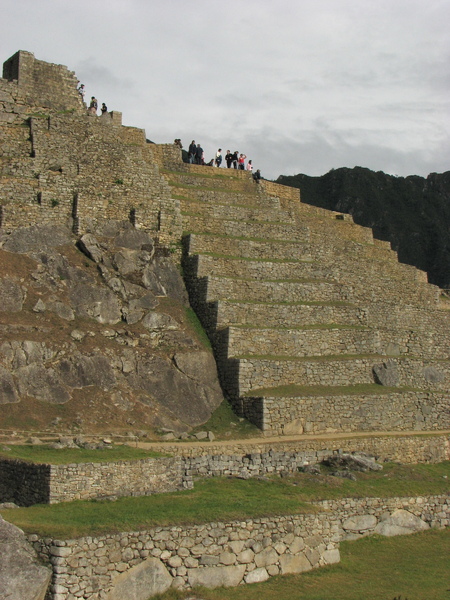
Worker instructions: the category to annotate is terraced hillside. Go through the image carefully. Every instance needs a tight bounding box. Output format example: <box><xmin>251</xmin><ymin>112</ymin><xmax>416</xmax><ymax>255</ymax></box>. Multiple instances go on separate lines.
<box><xmin>160</xmin><ymin>163</ymin><xmax>450</xmax><ymax>437</ymax></box>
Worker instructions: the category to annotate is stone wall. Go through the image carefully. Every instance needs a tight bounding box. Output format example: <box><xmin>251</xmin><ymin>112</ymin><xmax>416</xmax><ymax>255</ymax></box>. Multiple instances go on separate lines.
<box><xmin>0</xmin><ymin>457</ymin><xmax>191</xmax><ymax>506</ymax></box>
<box><xmin>2</xmin><ymin>50</ymin><xmax>85</xmax><ymax>115</ymax></box>
<box><xmin>0</xmin><ymin>459</ymin><xmax>50</xmax><ymax>506</ymax></box>
<box><xmin>148</xmin><ymin>433</ymin><xmax>450</xmax><ymax>464</ymax></box>
<box><xmin>29</xmin><ymin>494</ymin><xmax>449</xmax><ymax>599</ymax></box>
<box><xmin>243</xmin><ymin>392</ymin><xmax>450</xmax><ymax>437</ymax></box>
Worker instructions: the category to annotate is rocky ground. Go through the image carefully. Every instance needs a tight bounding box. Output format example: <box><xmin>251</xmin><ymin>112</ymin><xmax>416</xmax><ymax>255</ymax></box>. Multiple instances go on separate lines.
<box><xmin>0</xmin><ymin>221</ymin><xmax>224</xmax><ymax>438</ymax></box>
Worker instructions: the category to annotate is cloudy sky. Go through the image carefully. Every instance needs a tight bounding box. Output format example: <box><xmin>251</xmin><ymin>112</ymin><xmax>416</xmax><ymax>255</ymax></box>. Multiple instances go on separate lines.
<box><xmin>2</xmin><ymin>0</ymin><xmax>449</xmax><ymax>180</ymax></box>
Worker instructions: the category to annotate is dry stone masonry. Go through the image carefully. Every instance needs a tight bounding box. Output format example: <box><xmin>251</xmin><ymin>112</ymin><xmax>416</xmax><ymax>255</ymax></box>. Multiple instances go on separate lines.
<box><xmin>1</xmin><ymin>50</ymin><xmax>450</xmax><ymax>600</ymax></box>
<box><xmin>26</xmin><ymin>494</ymin><xmax>448</xmax><ymax>599</ymax></box>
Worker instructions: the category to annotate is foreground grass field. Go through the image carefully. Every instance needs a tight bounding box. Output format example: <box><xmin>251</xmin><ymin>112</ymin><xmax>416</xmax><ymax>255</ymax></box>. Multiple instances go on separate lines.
<box><xmin>152</xmin><ymin>528</ymin><xmax>450</xmax><ymax>600</ymax></box>
<box><xmin>3</xmin><ymin>462</ymin><xmax>449</xmax><ymax>538</ymax></box>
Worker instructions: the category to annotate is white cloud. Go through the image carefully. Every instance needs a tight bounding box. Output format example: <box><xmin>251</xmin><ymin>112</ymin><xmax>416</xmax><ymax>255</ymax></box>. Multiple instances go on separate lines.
<box><xmin>1</xmin><ymin>0</ymin><xmax>449</xmax><ymax>179</ymax></box>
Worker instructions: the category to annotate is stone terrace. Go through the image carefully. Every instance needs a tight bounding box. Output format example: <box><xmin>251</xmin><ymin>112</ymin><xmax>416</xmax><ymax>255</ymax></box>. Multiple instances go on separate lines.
<box><xmin>1</xmin><ymin>50</ymin><xmax>450</xmax><ymax>439</ymax></box>
<box><xmin>157</xmin><ymin>161</ymin><xmax>450</xmax><ymax>437</ymax></box>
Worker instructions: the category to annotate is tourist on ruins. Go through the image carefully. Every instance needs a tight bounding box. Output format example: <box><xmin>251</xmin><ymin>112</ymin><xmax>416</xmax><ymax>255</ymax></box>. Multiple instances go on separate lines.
<box><xmin>231</xmin><ymin>151</ymin><xmax>239</xmax><ymax>169</ymax></box>
<box><xmin>174</xmin><ymin>139</ymin><xmax>183</xmax><ymax>148</ymax></box>
<box><xmin>188</xmin><ymin>140</ymin><xmax>196</xmax><ymax>163</ymax></box>
<box><xmin>78</xmin><ymin>83</ymin><xmax>85</xmax><ymax>100</ymax></box>
<box><xmin>238</xmin><ymin>153</ymin><xmax>247</xmax><ymax>170</ymax></box>
<box><xmin>215</xmin><ymin>149</ymin><xmax>222</xmax><ymax>167</ymax></box>
<box><xmin>101</xmin><ymin>103</ymin><xmax>108</xmax><ymax>114</ymax></box>
<box><xmin>225</xmin><ymin>150</ymin><xmax>233</xmax><ymax>168</ymax></box>
<box><xmin>253</xmin><ymin>169</ymin><xmax>261</xmax><ymax>182</ymax></box>
<box><xmin>195</xmin><ymin>143</ymin><xmax>204</xmax><ymax>165</ymax></box>
<box><xmin>246</xmin><ymin>159</ymin><xmax>253</xmax><ymax>172</ymax></box>
<box><xmin>89</xmin><ymin>96</ymin><xmax>98</xmax><ymax>115</ymax></box>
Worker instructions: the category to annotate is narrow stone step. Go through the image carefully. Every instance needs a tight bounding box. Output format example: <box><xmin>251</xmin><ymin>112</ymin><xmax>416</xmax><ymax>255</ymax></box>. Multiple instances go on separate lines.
<box><xmin>214</xmin><ymin>300</ymin><xmax>366</xmax><ymax>329</ymax></box>
<box><xmin>186</xmin><ymin>233</ymin><xmax>312</xmax><ymax>261</ymax></box>
<box><xmin>164</xmin><ymin>169</ymin><xmax>255</xmax><ymax>192</ymax></box>
<box><xmin>229</xmin><ymin>355</ymin><xmax>450</xmax><ymax>397</ymax></box>
<box><xmin>241</xmin><ymin>388</ymin><xmax>450</xmax><ymax>436</ymax></box>
<box><xmin>172</xmin><ymin>187</ymin><xmax>280</xmax><ymax>209</ymax></box>
<box><xmin>179</xmin><ymin>197</ymin><xmax>295</xmax><ymax>224</ymax></box>
<box><xmin>188</xmin><ymin>255</ymin><xmax>432</xmax><ymax>302</ymax></box>
<box><xmin>205</xmin><ymin>276</ymin><xmax>348</xmax><ymax>304</ymax></box>
<box><xmin>222</xmin><ymin>325</ymin><xmax>449</xmax><ymax>361</ymax></box>
<box><xmin>182</xmin><ymin>215</ymin><xmax>310</xmax><ymax>242</ymax></box>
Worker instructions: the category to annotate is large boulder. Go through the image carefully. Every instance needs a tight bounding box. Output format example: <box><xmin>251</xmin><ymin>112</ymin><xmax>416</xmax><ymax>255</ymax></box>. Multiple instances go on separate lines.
<box><xmin>374</xmin><ymin>509</ymin><xmax>430</xmax><ymax>536</ymax></box>
<box><xmin>187</xmin><ymin>564</ymin><xmax>246</xmax><ymax>589</ymax></box>
<box><xmin>106</xmin><ymin>557</ymin><xmax>171</xmax><ymax>600</ymax></box>
<box><xmin>0</xmin><ymin>516</ymin><xmax>51</xmax><ymax>600</ymax></box>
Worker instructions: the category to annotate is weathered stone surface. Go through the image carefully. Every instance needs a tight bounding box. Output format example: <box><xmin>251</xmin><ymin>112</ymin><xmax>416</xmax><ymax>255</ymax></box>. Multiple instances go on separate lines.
<box><xmin>245</xmin><ymin>567</ymin><xmax>269</xmax><ymax>584</ymax></box>
<box><xmin>16</xmin><ymin>364</ymin><xmax>70</xmax><ymax>404</ymax></box>
<box><xmin>322</xmin><ymin>548</ymin><xmax>340</xmax><ymax>564</ymax></box>
<box><xmin>70</xmin><ymin>283</ymin><xmax>122</xmax><ymax>324</ymax></box>
<box><xmin>142</xmin><ymin>312</ymin><xmax>179</xmax><ymax>331</ymax></box>
<box><xmin>0</xmin><ymin>278</ymin><xmax>24</xmax><ymax>312</ymax></box>
<box><xmin>187</xmin><ymin>564</ymin><xmax>246</xmax><ymax>589</ymax></box>
<box><xmin>142</xmin><ymin>258</ymin><xmax>189</xmax><ymax>304</ymax></box>
<box><xmin>254</xmin><ymin>547</ymin><xmax>278</xmax><ymax>568</ymax></box>
<box><xmin>279</xmin><ymin>553</ymin><xmax>312</xmax><ymax>574</ymax></box>
<box><xmin>283</xmin><ymin>418</ymin><xmax>304</xmax><ymax>435</ymax></box>
<box><xmin>342</xmin><ymin>515</ymin><xmax>377</xmax><ymax>532</ymax></box>
<box><xmin>374</xmin><ymin>509</ymin><xmax>430</xmax><ymax>536</ymax></box>
<box><xmin>0</xmin><ymin>366</ymin><xmax>18</xmax><ymax>404</ymax></box>
<box><xmin>373</xmin><ymin>360</ymin><xmax>399</xmax><ymax>386</ymax></box>
<box><xmin>0</xmin><ymin>516</ymin><xmax>51</xmax><ymax>600</ymax></box>
<box><xmin>423</xmin><ymin>366</ymin><xmax>444</xmax><ymax>384</ymax></box>
<box><xmin>114</xmin><ymin>228</ymin><xmax>155</xmax><ymax>251</ymax></box>
<box><xmin>106</xmin><ymin>557</ymin><xmax>172</xmax><ymax>600</ymax></box>
<box><xmin>77</xmin><ymin>234</ymin><xmax>103</xmax><ymax>263</ymax></box>
<box><xmin>2</xmin><ymin>224</ymin><xmax>72</xmax><ymax>253</ymax></box>
<box><xmin>57</xmin><ymin>355</ymin><xmax>116</xmax><ymax>389</ymax></box>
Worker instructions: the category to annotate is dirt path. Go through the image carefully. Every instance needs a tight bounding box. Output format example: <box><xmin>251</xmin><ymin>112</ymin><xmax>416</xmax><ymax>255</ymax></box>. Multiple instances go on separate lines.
<box><xmin>136</xmin><ymin>428</ymin><xmax>450</xmax><ymax>450</ymax></box>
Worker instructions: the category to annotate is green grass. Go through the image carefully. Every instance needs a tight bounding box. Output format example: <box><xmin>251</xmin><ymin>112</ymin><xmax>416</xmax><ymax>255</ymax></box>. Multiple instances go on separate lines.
<box><xmin>152</xmin><ymin>528</ymin><xmax>450</xmax><ymax>600</ymax></box>
<box><xmin>2</xmin><ymin>463</ymin><xmax>448</xmax><ymax>539</ymax></box>
<box><xmin>2</xmin><ymin>477</ymin><xmax>314</xmax><ymax>538</ymax></box>
<box><xmin>0</xmin><ymin>444</ymin><xmax>163</xmax><ymax>465</ymax></box>
<box><xmin>190</xmin><ymin>399</ymin><xmax>262</xmax><ymax>439</ymax></box>
<box><xmin>184</xmin><ymin>306</ymin><xmax>212</xmax><ymax>349</ymax></box>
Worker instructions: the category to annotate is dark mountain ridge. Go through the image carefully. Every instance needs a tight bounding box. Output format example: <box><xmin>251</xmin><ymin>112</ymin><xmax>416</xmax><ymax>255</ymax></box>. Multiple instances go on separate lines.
<box><xmin>276</xmin><ymin>167</ymin><xmax>450</xmax><ymax>290</ymax></box>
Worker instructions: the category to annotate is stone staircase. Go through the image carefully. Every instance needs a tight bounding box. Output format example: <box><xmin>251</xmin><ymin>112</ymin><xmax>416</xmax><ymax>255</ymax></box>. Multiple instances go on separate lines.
<box><xmin>161</xmin><ymin>164</ymin><xmax>450</xmax><ymax>437</ymax></box>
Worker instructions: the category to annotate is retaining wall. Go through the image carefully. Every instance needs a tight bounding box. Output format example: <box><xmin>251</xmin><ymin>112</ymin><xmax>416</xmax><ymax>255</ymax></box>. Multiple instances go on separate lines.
<box><xmin>29</xmin><ymin>494</ymin><xmax>449</xmax><ymax>599</ymax></box>
<box><xmin>0</xmin><ymin>456</ymin><xmax>191</xmax><ymax>506</ymax></box>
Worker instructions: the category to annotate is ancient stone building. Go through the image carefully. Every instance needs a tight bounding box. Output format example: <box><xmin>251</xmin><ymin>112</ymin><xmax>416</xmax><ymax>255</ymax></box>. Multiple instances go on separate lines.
<box><xmin>1</xmin><ymin>50</ymin><xmax>450</xmax><ymax>438</ymax></box>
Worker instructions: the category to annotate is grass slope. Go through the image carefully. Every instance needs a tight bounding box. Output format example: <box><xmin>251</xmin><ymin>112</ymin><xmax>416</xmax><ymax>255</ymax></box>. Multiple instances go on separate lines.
<box><xmin>3</xmin><ymin>462</ymin><xmax>449</xmax><ymax>539</ymax></box>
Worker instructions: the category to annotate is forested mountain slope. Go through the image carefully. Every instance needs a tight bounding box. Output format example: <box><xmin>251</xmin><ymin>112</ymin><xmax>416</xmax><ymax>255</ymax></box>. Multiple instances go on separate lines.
<box><xmin>277</xmin><ymin>168</ymin><xmax>450</xmax><ymax>290</ymax></box>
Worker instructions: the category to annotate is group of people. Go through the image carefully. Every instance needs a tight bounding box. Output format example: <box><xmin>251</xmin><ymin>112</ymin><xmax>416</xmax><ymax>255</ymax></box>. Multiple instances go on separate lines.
<box><xmin>78</xmin><ymin>84</ymin><xmax>108</xmax><ymax>116</ymax></box>
<box><xmin>187</xmin><ymin>142</ymin><xmax>261</xmax><ymax>180</ymax></box>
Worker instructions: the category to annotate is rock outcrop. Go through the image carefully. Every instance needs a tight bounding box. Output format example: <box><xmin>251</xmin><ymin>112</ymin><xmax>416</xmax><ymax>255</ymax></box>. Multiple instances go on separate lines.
<box><xmin>0</xmin><ymin>515</ymin><xmax>51</xmax><ymax>600</ymax></box>
<box><xmin>0</xmin><ymin>221</ymin><xmax>224</xmax><ymax>435</ymax></box>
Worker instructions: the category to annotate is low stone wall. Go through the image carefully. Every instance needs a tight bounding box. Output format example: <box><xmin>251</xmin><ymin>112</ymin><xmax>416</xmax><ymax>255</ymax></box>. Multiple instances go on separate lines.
<box><xmin>29</xmin><ymin>493</ymin><xmax>449</xmax><ymax>599</ymax></box>
<box><xmin>147</xmin><ymin>433</ymin><xmax>450</xmax><ymax>464</ymax></box>
<box><xmin>0</xmin><ymin>457</ymin><xmax>191</xmax><ymax>506</ymax></box>
<box><xmin>33</xmin><ymin>511</ymin><xmax>341</xmax><ymax>599</ymax></box>
<box><xmin>242</xmin><ymin>392</ymin><xmax>450</xmax><ymax>437</ymax></box>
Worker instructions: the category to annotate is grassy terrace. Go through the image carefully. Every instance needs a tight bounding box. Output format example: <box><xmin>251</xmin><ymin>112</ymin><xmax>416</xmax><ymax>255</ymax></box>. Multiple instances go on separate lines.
<box><xmin>0</xmin><ymin>444</ymin><xmax>163</xmax><ymax>465</ymax></box>
<box><xmin>2</xmin><ymin>462</ymin><xmax>449</xmax><ymax>538</ymax></box>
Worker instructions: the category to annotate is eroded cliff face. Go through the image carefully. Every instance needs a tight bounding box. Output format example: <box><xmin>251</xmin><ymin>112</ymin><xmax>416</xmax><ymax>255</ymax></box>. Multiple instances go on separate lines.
<box><xmin>277</xmin><ymin>168</ymin><xmax>450</xmax><ymax>290</ymax></box>
<box><xmin>0</xmin><ymin>221</ymin><xmax>224</xmax><ymax>437</ymax></box>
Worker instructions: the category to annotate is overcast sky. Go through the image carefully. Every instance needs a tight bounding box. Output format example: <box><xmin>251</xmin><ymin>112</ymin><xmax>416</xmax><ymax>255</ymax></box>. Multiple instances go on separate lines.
<box><xmin>2</xmin><ymin>0</ymin><xmax>449</xmax><ymax>180</ymax></box>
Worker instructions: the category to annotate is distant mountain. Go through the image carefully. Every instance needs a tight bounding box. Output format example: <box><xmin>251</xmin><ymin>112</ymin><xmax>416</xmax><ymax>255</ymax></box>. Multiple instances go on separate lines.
<box><xmin>276</xmin><ymin>167</ymin><xmax>450</xmax><ymax>290</ymax></box>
